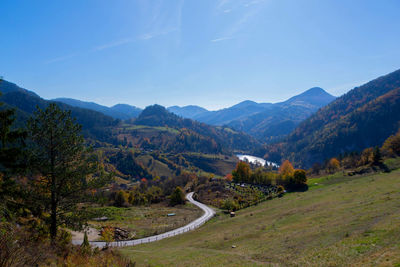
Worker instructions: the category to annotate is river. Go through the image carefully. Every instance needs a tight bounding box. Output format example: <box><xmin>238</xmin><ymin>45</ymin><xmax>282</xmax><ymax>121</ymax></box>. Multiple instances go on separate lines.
<box><xmin>236</xmin><ymin>154</ymin><xmax>279</xmax><ymax>168</ymax></box>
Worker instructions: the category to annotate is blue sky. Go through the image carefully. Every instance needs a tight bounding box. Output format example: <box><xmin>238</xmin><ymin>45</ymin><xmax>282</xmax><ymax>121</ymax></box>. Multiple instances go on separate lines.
<box><xmin>1</xmin><ymin>0</ymin><xmax>400</xmax><ymax>110</ymax></box>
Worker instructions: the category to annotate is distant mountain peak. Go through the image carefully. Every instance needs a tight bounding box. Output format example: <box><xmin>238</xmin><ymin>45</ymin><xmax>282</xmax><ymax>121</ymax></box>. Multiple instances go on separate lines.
<box><xmin>0</xmin><ymin>79</ymin><xmax>40</xmax><ymax>98</ymax></box>
<box><xmin>167</xmin><ymin>105</ymin><xmax>210</xmax><ymax>119</ymax></box>
<box><xmin>231</xmin><ymin>100</ymin><xmax>259</xmax><ymax>109</ymax></box>
<box><xmin>140</xmin><ymin>104</ymin><xmax>168</xmax><ymax>116</ymax></box>
<box><xmin>135</xmin><ymin>104</ymin><xmax>185</xmax><ymax>128</ymax></box>
<box><xmin>302</xmin><ymin>87</ymin><xmax>333</xmax><ymax>96</ymax></box>
<box><xmin>110</xmin><ymin>104</ymin><xmax>142</xmax><ymax>118</ymax></box>
<box><xmin>281</xmin><ymin>87</ymin><xmax>335</xmax><ymax>108</ymax></box>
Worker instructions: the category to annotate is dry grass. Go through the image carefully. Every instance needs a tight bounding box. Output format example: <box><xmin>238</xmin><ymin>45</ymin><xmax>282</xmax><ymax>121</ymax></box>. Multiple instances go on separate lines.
<box><xmin>54</xmin><ymin>249</ymin><xmax>134</xmax><ymax>267</ymax></box>
<box><xmin>90</xmin><ymin>203</ymin><xmax>203</xmax><ymax>240</ymax></box>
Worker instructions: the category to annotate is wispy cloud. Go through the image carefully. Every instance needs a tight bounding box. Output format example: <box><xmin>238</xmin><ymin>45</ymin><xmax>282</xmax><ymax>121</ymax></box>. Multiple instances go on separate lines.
<box><xmin>217</xmin><ymin>0</ymin><xmax>231</xmax><ymax>9</ymax></box>
<box><xmin>212</xmin><ymin>0</ymin><xmax>267</xmax><ymax>42</ymax></box>
<box><xmin>244</xmin><ymin>0</ymin><xmax>266</xmax><ymax>7</ymax></box>
<box><xmin>44</xmin><ymin>54</ymin><xmax>76</xmax><ymax>64</ymax></box>
<box><xmin>211</xmin><ymin>9</ymin><xmax>255</xmax><ymax>42</ymax></box>
<box><xmin>93</xmin><ymin>37</ymin><xmax>136</xmax><ymax>51</ymax></box>
<box><xmin>211</xmin><ymin>36</ymin><xmax>234</xmax><ymax>42</ymax></box>
<box><xmin>139</xmin><ymin>27</ymin><xmax>179</xmax><ymax>41</ymax></box>
<box><xmin>139</xmin><ymin>33</ymin><xmax>155</xmax><ymax>40</ymax></box>
<box><xmin>48</xmin><ymin>1</ymin><xmax>186</xmax><ymax>60</ymax></box>
<box><xmin>132</xmin><ymin>0</ymin><xmax>184</xmax><ymax>45</ymax></box>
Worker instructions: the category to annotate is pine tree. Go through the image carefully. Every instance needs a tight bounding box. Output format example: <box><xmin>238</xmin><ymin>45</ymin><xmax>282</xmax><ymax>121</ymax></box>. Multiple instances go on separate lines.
<box><xmin>80</xmin><ymin>231</ymin><xmax>91</xmax><ymax>255</ymax></box>
<box><xmin>0</xmin><ymin>89</ymin><xmax>26</xmax><ymax>220</ymax></box>
<box><xmin>27</xmin><ymin>103</ymin><xmax>111</xmax><ymax>244</ymax></box>
<box><xmin>372</xmin><ymin>146</ymin><xmax>382</xmax><ymax>165</ymax></box>
<box><xmin>169</xmin><ymin>186</ymin><xmax>186</xmax><ymax>206</ymax></box>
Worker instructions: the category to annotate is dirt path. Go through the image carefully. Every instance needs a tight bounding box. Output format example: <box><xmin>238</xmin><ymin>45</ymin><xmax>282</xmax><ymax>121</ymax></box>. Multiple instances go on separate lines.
<box><xmin>71</xmin><ymin>192</ymin><xmax>215</xmax><ymax>248</ymax></box>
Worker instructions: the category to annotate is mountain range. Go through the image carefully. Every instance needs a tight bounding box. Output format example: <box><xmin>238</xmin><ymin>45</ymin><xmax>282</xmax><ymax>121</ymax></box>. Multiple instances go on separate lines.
<box><xmin>168</xmin><ymin>87</ymin><xmax>336</xmax><ymax>142</ymax></box>
<box><xmin>49</xmin><ymin>87</ymin><xmax>336</xmax><ymax>143</ymax></box>
<box><xmin>266</xmin><ymin>69</ymin><xmax>400</xmax><ymax>168</ymax></box>
<box><xmin>53</xmin><ymin>98</ymin><xmax>142</xmax><ymax>120</ymax></box>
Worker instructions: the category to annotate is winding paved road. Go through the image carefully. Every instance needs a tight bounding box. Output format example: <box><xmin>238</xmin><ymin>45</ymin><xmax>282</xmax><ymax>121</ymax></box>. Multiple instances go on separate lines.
<box><xmin>72</xmin><ymin>192</ymin><xmax>215</xmax><ymax>248</ymax></box>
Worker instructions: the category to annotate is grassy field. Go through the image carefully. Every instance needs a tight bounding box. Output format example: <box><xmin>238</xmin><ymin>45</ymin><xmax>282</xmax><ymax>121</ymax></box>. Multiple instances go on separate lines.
<box><xmin>182</xmin><ymin>153</ymin><xmax>238</xmax><ymax>177</ymax></box>
<box><xmin>119</xmin><ymin>124</ymin><xmax>180</xmax><ymax>134</ymax></box>
<box><xmin>119</xmin><ymin>169</ymin><xmax>400</xmax><ymax>266</ymax></box>
<box><xmin>90</xmin><ymin>203</ymin><xmax>202</xmax><ymax>240</ymax></box>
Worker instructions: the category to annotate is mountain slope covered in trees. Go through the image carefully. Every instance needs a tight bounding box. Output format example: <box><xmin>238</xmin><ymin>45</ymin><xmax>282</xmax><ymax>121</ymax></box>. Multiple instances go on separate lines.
<box><xmin>128</xmin><ymin>104</ymin><xmax>261</xmax><ymax>154</ymax></box>
<box><xmin>0</xmin><ymin>80</ymin><xmax>118</xmax><ymax>143</ymax></box>
<box><xmin>265</xmin><ymin>69</ymin><xmax>400</xmax><ymax>168</ymax></box>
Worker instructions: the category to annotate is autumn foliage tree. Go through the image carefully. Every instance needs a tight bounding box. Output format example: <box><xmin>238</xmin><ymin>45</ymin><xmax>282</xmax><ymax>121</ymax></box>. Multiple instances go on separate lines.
<box><xmin>232</xmin><ymin>161</ymin><xmax>251</xmax><ymax>183</ymax></box>
<box><xmin>279</xmin><ymin>160</ymin><xmax>295</xmax><ymax>181</ymax></box>
<box><xmin>225</xmin><ymin>173</ymin><xmax>233</xmax><ymax>182</ymax></box>
<box><xmin>326</xmin><ymin>158</ymin><xmax>340</xmax><ymax>173</ymax></box>
<box><xmin>382</xmin><ymin>129</ymin><xmax>400</xmax><ymax>157</ymax></box>
<box><xmin>230</xmin><ymin>159</ymin><xmax>307</xmax><ymax>192</ymax></box>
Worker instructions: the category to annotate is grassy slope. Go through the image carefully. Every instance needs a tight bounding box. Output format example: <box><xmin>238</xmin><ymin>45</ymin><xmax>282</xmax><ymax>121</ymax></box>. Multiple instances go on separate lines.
<box><xmin>120</xmin><ymin>169</ymin><xmax>400</xmax><ymax>266</ymax></box>
<box><xmin>135</xmin><ymin>154</ymin><xmax>176</xmax><ymax>178</ymax></box>
<box><xmin>182</xmin><ymin>153</ymin><xmax>238</xmax><ymax>177</ymax></box>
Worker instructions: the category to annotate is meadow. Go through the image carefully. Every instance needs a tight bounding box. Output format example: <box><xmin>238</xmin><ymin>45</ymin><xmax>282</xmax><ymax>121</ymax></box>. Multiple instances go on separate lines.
<box><xmin>120</xmin><ymin>168</ymin><xmax>400</xmax><ymax>266</ymax></box>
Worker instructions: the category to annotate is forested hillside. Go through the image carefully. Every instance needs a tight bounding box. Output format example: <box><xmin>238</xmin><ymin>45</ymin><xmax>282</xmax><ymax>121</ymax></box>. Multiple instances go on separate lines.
<box><xmin>0</xmin><ymin>80</ymin><xmax>119</xmax><ymax>143</ymax></box>
<box><xmin>0</xmin><ymin>80</ymin><xmax>259</xmax><ymax>181</ymax></box>
<box><xmin>130</xmin><ymin>104</ymin><xmax>260</xmax><ymax>154</ymax></box>
<box><xmin>266</xmin><ymin>69</ymin><xmax>400</xmax><ymax>168</ymax></box>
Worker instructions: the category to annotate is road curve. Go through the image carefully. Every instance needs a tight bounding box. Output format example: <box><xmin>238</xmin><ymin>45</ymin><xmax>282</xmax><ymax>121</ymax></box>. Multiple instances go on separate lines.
<box><xmin>72</xmin><ymin>192</ymin><xmax>215</xmax><ymax>248</ymax></box>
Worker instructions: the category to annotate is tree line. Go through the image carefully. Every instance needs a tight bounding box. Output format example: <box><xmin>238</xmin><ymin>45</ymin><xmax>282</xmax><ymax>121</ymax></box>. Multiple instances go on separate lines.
<box><xmin>231</xmin><ymin>160</ymin><xmax>307</xmax><ymax>191</ymax></box>
<box><xmin>310</xmin><ymin>129</ymin><xmax>400</xmax><ymax>175</ymax></box>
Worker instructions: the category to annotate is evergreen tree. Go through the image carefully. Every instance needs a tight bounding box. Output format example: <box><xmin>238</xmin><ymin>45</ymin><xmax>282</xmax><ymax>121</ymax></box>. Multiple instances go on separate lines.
<box><xmin>0</xmin><ymin>89</ymin><xmax>26</xmax><ymax>220</ymax></box>
<box><xmin>169</xmin><ymin>186</ymin><xmax>185</xmax><ymax>206</ymax></box>
<box><xmin>80</xmin><ymin>231</ymin><xmax>91</xmax><ymax>255</ymax></box>
<box><xmin>27</xmin><ymin>103</ymin><xmax>111</xmax><ymax>244</ymax></box>
<box><xmin>372</xmin><ymin>146</ymin><xmax>382</xmax><ymax>165</ymax></box>
<box><xmin>293</xmin><ymin>169</ymin><xmax>307</xmax><ymax>185</ymax></box>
